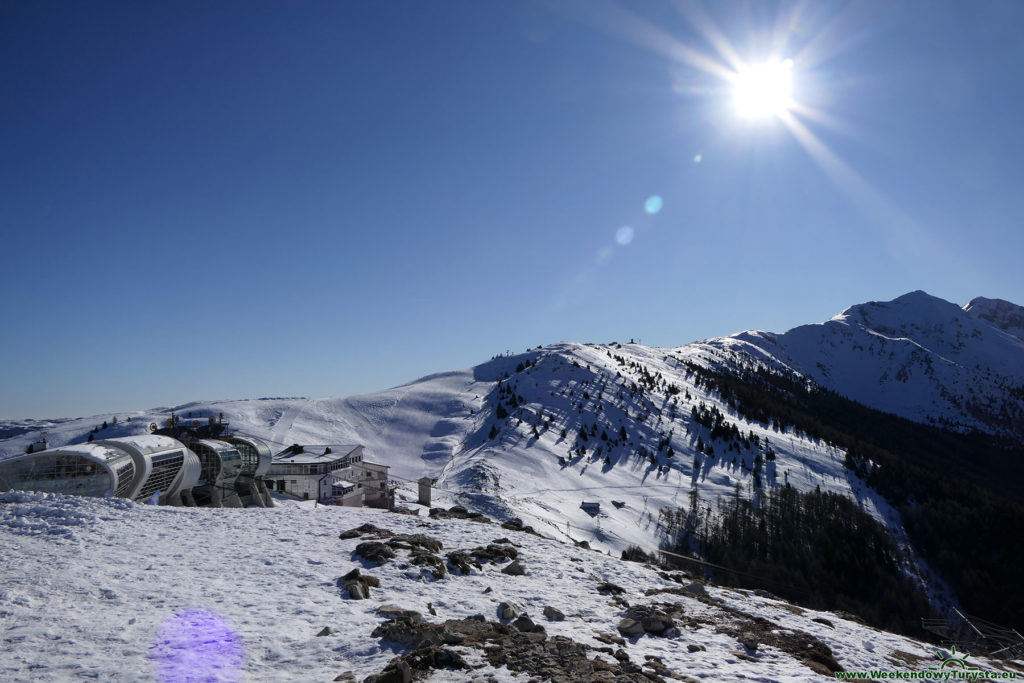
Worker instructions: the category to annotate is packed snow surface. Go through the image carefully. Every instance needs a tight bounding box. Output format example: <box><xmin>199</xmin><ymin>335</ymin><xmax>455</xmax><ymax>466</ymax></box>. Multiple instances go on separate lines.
<box><xmin>0</xmin><ymin>491</ymin><xmax>972</xmax><ymax>682</ymax></box>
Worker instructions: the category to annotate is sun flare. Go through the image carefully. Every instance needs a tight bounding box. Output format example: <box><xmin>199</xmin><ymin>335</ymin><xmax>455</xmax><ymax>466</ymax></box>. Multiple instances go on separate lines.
<box><xmin>732</xmin><ymin>59</ymin><xmax>794</xmax><ymax>119</ymax></box>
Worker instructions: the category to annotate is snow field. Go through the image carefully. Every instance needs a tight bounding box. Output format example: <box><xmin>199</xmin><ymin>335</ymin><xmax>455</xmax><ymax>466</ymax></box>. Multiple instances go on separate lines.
<box><xmin>0</xmin><ymin>491</ymin><xmax>956</xmax><ymax>682</ymax></box>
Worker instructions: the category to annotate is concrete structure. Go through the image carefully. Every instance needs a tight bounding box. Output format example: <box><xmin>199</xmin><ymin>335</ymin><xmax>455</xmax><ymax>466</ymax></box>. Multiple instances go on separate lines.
<box><xmin>330</xmin><ymin>478</ymin><xmax>362</xmax><ymax>506</ymax></box>
<box><xmin>418</xmin><ymin>477</ymin><xmax>433</xmax><ymax>507</ymax></box>
<box><xmin>357</xmin><ymin>461</ymin><xmax>390</xmax><ymax>508</ymax></box>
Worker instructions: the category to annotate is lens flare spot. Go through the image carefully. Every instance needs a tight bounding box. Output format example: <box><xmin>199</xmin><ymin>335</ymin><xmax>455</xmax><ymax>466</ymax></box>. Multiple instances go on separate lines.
<box><xmin>152</xmin><ymin>608</ymin><xmax>244</xmax><ymax>683</ymax></box>
<box><xmin>615</xmin><ymin>226</ymin><xmax>635</xmax><ymax>246</ymax></box>
<box><xmin>693</xmin><ymin>153</ymin><xmax>703</xmax><ymax>163</ymax></box>
<box><xmin>644</xmin><ymin>195</ymin><xmax>663</xmax><ymax>215</ymax></box>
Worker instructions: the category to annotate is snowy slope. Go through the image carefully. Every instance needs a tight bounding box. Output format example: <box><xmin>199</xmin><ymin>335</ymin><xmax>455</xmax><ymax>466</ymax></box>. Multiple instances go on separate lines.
<box><xmin>0</xmin><ymin>345</ymin><xmax>897</xmax><ymax>564</ymax></box>
<box><xmin>964</xmin><ymin>296</ymin><xmax>1024</xmax><ymax>343</ymax></box>
<box><xmin>0</xmin><ymin>490</ymin><xmax>985</xmax><ymax>683</ymax></box>
<box><xmin>5</xmin><ymin>290</ymin><xmax>1019</xmax><ymax>618</ymax></box>
<box><xmin>697</xmin><ymin>291</ymin><xmax>1024</xmax><ymax>437</ymax></box>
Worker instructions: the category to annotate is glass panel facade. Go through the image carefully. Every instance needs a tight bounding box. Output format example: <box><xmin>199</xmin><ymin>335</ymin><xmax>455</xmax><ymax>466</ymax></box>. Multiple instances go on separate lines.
<box><xmin>194</xmin><ymin>444</ymin><xmax>221</xmax><ymax>485</ymax></box>
<box><xmin>232</xmin><ymin>442</ymin><xmax>259</xmax><ymax>475</ymax></box>
<box><xmin>114</xmin><ymin>461</ymin><xmax>136</xmax><ymax>498</ymax></box>
<box><xmin>135</xmin><ymin>450</ymin><xmax>184</xmax><ymax>500</ymax></box>
<box><xmin>0</xmin><ymin>454</ymin><xmax>117</xmax><ymax>498</ymax></box>
<box><xmin>219</xmin><ymin>449</ymin><xmax>242</xmax><ymax>481</ymax></box>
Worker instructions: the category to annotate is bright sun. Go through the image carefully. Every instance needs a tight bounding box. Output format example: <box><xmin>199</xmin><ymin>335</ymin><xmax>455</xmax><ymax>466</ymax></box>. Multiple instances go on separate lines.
<box><xmin>733</xmin><ymin>59</ymin><xmax>794</xmax><ymax>119</ymax></box>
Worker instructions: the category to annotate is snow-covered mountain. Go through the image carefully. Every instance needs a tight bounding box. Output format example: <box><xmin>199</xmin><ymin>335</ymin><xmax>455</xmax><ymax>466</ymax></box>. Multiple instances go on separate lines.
<box><xmin>698</xmin><ymin>291</ymin><xmax>1024</xmax><ymax>438</ymax></box>
<box><xmin>964</xmin><ymin>296</ymin><xmax>1024</xmax><ymax>343</ymax></box>
<box><xmin>3</xmin><ymin>290</ymin><xmax>1023</xmax><ymax>630</ymax></box>
<box><xmin>0</xmin><ymin>343</ymin><xmax>896</xmax><ymax>563</ymax></box>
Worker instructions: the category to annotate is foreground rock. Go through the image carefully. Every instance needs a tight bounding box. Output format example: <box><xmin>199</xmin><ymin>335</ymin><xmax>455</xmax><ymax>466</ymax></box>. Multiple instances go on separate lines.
<box><xmin>617</xmin><ymin>604</ymin><xmax>678</xmax><ymax>637</ymax></box>
<box><xmin>543</xmin><ymin>605</ymin><xmax>566</xmax><ymax>621</ymax></box>
<box><xmin>498</xmin><ymin>601</ymin><xmax>523</xmax><ymax>620</ymax></box>
<box><xmin>500</xmin><ymin>559</ymin><xmax>526</xmax><ymax>576</ymax></box>
<box><xmin>366</xmin><ymin>615</ymin><xmax>664</xmax><ymax>683</ymax></box>
<box><xmin>429</xmin><ymin>505</ymin><xmax>492</xmax><ymax>523</ymax></box>
<box><xmin>338</xmin><ymin>568</ymin><xmax>379</xmax><ymax>600</ymax></box>
<box><xmin>354</xmin><ymin>541</ymin><xmax>396</xmax><ymax>566</ymax></box>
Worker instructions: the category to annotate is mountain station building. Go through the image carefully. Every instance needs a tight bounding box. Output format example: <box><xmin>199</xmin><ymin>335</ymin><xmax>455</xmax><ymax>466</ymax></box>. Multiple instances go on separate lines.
<box><xmin>267</xmin><ymin>444</ymin><xmax>391</xmax><ymax>507</ymax></box>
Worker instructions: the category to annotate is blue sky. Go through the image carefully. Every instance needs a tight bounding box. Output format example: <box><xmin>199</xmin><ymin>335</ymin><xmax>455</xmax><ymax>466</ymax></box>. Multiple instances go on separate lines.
<box><xmin>3</xmin><ymin>0</ymin><xmax>1023</xmax><ymax>419</ymax></box>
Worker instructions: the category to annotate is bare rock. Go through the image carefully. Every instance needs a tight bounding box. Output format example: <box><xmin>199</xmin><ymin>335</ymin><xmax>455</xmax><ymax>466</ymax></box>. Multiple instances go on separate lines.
<box><xmin>364</xmin><ymin>657</ymin><xmax>412</xmax><ymax>683</ymax></box>
<box><xmin>594</xmin><ymin>632</ymin><xmax>626</xmax><ymax>647</ymax></box>
<box><xmin>500</xmin><ymin>518</ymin><xmax>524</xmax><ymax>531</ymax></box>
<box><xmin>512</xmin><ymin>615</ymin><xmax>537</xmax><ymax>632</ymax></box>
<box><xmin>498</xmin><ymin>601</ymin><xmax>523</xmax><ymax>620</ymax></box>
<box><xmin>388</xmin><ymin>533</ymin><xmax>444</xmax><ymax>554</ymax></box>
<box><xmin>355</xmin><ymin>541</ymin><xmax>396</xmax><ymax>565</ymax></box>
<box><xmin>617</xmin><ymin>618</ymin><xmax>645</xmax><ymax>637</ymax></box>
<box><xmin>430</xmin><ymin>506</ymin><xmax>492</xmax><ymax>523</ymax></box>
<box><xmin>543</xmin><ymin>606</ymin><xmax>565</xmax><ymax>621</ymax></box>
<box><xmin>622</xmin><ymin>605</ymin><xmax>675</xmax><ymax>636</ymax></box>
<box><xmin>339</xmin><ymin>523</ymin><xmax>394</xmax><ymax>540</ymax></box>
<box><xmin>346</xmin><ymin>582</ymin><xmax>368</xmax><ymax>600</ymax></box>
<box><xmin>471</xmin><ymin>544</ymin><xmax>519</xmax><ymax>563</ymax></box>
<box><xmin>446</xmin><ymin>550</ymin><xmax>482</xmax><ymax>575</ymax></box>
<box><xmin>409</xmin><ymin>549</ymin><xmax>447</xmax><ymax>579</ymax></box>
<box><xmin>339</xmin><ymin>568</ymin><xmax>378</xmax><ymax>599</ymax></box>
<box><xmin>501</xmin><ymin>560</ymin><xmax>526</xmax><ymax>576</ymax></box>
<box><xmin>378</xmin><ymin>605</ymin><xmax>423</xmax><ymax>622</ymax></box>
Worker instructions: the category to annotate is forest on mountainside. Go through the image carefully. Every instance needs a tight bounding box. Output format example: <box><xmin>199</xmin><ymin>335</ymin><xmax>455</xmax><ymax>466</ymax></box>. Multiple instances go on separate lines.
<box><xmin>661</xmin><ymin>483</ymin><xmax>935</xmax><ymax>638</ymax></box>
<box><xmin>663</xmin><ymin>361</ymin><xmax>1024</xmax><ymax>632</ymax></box>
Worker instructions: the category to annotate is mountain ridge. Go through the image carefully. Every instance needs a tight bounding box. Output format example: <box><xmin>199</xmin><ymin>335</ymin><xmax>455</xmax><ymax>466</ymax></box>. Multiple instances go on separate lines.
<box><xmin>699</xmin><ymin>290</ymin><xmax>1024</xmax><ymax>438</ymax></box>
<box><xmin>3</xmin><ymin>290</ymin><xmax>1023</xmax><ymax>629</ymax></box>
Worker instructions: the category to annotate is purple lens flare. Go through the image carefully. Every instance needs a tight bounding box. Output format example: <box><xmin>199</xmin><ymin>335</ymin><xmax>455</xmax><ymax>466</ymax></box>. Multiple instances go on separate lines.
<box><xmin>151</xmin><ymin>608</ymin><xmax>244</xmax><ymax>682</ymax></box>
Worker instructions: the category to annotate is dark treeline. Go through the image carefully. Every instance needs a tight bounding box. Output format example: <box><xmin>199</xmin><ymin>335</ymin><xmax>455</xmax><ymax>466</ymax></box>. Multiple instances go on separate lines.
<box><xmin>662</xmin><ymin>484</ymin><xmax>935</xmax><ymax>637</ymax></box>
<box><xmin>676</xmin><ymin>360</ymin><xmax>1024</xmax><ymax>630</ymax></box>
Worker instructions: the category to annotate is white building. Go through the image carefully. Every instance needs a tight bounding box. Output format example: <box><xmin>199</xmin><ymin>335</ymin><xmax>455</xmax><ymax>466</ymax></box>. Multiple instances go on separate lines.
<box><xmin>266</xmin><ymin>445</ymin><xmax>390</xmax><ymax>506</ymax></box>
<box><xmin>0</xmin><ymin>435</ymin><xmax>200</xmax><ymax>506</ymax></box>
